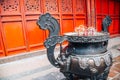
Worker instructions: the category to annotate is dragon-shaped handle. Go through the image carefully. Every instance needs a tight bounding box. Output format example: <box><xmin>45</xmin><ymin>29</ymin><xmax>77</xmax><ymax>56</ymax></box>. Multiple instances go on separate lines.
<box><xmin>102</xmin><ymin>15</ymin><xmax>112</xmax><ymax>32</ymax></box>
<box><xmin>37</xmin><ymin>13</ymin><xmax>65</xmax><ymax>67</ymax></box>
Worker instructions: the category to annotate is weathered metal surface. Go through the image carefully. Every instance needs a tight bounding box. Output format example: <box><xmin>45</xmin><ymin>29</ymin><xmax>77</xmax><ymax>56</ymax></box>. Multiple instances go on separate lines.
<box><xmin>37</xmin><ymin>13</ymin><xmax>62</xmax><ymax>67</ymax></box>
<box><xmin>102</xmin><ymin>16</ymin><xmax>112</xmax><ymax>32</ymax></box>
<box><xmin>37</xmin><ymin>13</ymin><xmax>113</xmax><ymax>80</ymax></box>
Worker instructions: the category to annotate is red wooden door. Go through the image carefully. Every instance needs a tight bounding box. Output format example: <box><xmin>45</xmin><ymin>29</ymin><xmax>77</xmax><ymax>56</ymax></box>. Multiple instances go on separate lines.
<box><xmin>0</xmin><ymin>0</ymin><xmax>27</xmax><ymax>56</ymax></box>
<box><xmin>23</xmin><ymin>0</ymin><xmax>45</xmax><ymax>51</ymax></box>
<box><xmin>0</xmin><ymin>0</ymin><xmax>119</xmax><ymax>57</ymax></box>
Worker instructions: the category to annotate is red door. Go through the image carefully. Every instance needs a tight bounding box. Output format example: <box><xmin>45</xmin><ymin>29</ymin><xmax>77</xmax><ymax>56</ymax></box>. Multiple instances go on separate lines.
<box><xmin>0</xmin><ymin>0</ymin><xmax>119</xmax><ymax>57</ymax></box>
<box><xmin>0</xmin><ymin>0</ymin><xmax>27</xmax><ymax>56</ymax></box>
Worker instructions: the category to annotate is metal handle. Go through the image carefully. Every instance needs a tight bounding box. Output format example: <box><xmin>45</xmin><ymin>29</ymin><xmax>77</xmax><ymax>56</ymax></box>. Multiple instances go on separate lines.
<box><xmin>37</xmin><ymin>13</ymin><xmax>65</xmax><ymax>67</ymax></box>
<box><xmin>102</xmin><ymin>15</ymin><xmax>112</xmax><ymax>33</ymax></box>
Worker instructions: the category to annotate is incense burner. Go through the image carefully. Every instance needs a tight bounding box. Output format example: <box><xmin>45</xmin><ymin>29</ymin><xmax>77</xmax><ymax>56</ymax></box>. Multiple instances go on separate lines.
<box><xmin>37</xmin><ymin>13</ymin><xmax>112</xmax><ymax>80</ymax></box>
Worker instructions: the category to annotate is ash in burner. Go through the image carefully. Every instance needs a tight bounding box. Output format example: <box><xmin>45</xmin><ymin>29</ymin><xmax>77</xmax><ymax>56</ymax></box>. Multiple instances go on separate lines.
<box><xmin>75</xmin><ymin>25</ymin><xmax>96</xmax><ymax>36</ymax></box>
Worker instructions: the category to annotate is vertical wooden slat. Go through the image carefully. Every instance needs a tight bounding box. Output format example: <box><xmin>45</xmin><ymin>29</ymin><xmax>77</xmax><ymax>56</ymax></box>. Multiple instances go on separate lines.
<box><xmin>102</xmin><ymin>0</ymin><xmax>108</xmax><ymax>15</ymax></box>
<box><xmin>60</xmin><ymin>0</ymin><xmax>74</xmax><ymax>35</ymax></box>
<box><xmin>58</xmin><ymin>0</ymin><xmax>63</xmax><ymax>35</ymax></box>
<box><xmin>90</xmin><ymin>0</ymin><xmax>96</xmax><ymax>27</ymax></box>
<box><xmin>24</xmin><ymin>0</ymin><xmax>45</xmax><ymax>51</ymax></box>
<box><xmin>0</xmin><ymin>15</ymin><xmax>5</xmax><ymax>57</ymax></box>
<box><xmin>73</xmin><ymin>0</ymin><xmax>76</xmax><ymax>29</ymax></box>
<box><xmin>0</xmin><ymin>3</ymin><xmax>4</xmax><ymax>57</ymax></box>
<box><xmin>86</xmin><ymin>0</ymin><xmax>91</xmax><ymax>27</ymax></box>
<box><xmin>20</xmin><ymin>0</ymin><xmax>29</xmax><ymax>51</ymax></box>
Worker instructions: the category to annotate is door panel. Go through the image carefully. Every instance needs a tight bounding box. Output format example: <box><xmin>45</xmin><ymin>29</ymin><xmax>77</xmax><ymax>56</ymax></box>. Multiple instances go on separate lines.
<box><xmin>115</xmin><ymin>2</ymin><xmax>120</xmax><ymax>15</ymax></box>
<box><xmin>62</xmin><ymin>19</ymin><xmax>74</xmax><ymax>34</ymax></box>
<box><xmin>3</xmin><ymin>22</ymin><xmax>25</xmax><ymax>49</ymax></box>
<box><xmin>61</xmin><ymin>0</ymin><xmax>73</xmax><ymax>14</ymax></box>
<box><xmin>2</xmin><ymin>22</ymin><xmax>26</xmax><ymax>55</ymax></box>
<box><xmin>109</xmin><ymin>0</ymin><xmax>115</xmax><ymax>15</ymax></box>
<box><xmin>0</xmin><ymin>0</ymin><xmax>21</xmax><ymax>14</ymax></box>
<box><xmin>24</xmin><ymin>0</ymin><xmax>44</xmax><ymax>51</ymax></box>
<box><xmin>75</xmin><ymin>0</ymin><xmax>86</xmax><ymax>14</ymax></box>
<box><xmin>43</xmin><ymin>0</ymin><xmax>59</xmax><ymax>14</ymax></box>
<box><xmin>102</xmin><ymin>0</ymin><xmax>108</xmax><ymax>14</ymax></box>
<box><xmin>24</xmin><ymin>0</ymin><xmax>41</xmax><ymax>14</ymax></box>
<box><xmin>26</xmin><ymin>21</ymin><xmax>45</xmax><ymax>50</ymax></box>
<box><xmin>96</xmin><ymin>18</ymin><xmax>102</xmax><ymax>32</ymax></box>
<box><xmin>75</xmin><ymin>19</ymin><xmax>85</xmax><ymax>27</ymax></box>
<box><xmin>96</xmin><ymin>0</ymin><xmax>101</xmax><ymax>14</ymax></box>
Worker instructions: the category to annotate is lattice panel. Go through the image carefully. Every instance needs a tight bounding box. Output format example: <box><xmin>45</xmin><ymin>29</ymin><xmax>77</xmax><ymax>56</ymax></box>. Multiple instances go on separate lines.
<box><xmin>61</xmin><ymin>0</ymin><xmax>72</xmax><ymax>13</ymax></box>
<box><xmin>45</xmin><ymin>0</ymin><xmax>58</xmax><ymax>13</ymax></box>
<box><xmin>25</xmin><ymin>0</ymin><xmax>40</xmax><ymax>12</ymax></box>
<box><xmin>0</xmin><ymin>0</ymin><xmax>19</xmax><ymax>13</ymax></box>
<box><xmin>76</xmin><ymin>0</ymin><xmax>85</xmax><ymax>13</ymax></box>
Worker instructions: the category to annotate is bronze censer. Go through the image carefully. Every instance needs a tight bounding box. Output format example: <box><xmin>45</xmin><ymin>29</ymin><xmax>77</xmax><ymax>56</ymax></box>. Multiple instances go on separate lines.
<box><xmin>37</xmin><ymin>13</ymin><xmax>112</xmax><ymax>80</ymax></box>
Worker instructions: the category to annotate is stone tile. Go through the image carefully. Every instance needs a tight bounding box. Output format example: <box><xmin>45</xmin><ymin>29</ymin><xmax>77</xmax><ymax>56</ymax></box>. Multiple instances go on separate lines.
<box><xmin>108</xmin><ymin>56</ymin><xmax>120</xmax><ymax>80</ymax></box>
<box><xmin>0</xmin><ymin>55</ymin><xmax>50</xmax><ymax>78</ymax></box>
<box><xmin>113</xmin><ymin>74</ymin><xmax>120</xmax><ymax>80</ymax></box>
<box><xmin>114</xmin><ymin>63</ymin><xmax>120</xmax><ymax>70</ymax></box>
<box><xmin>108</xmin><ymin>70</ymin><xmax>119</xmax><ymax>78</ymax></box>
<box><xmin>110</xmin><ymin>67</ymin><xmax>120</xmax><ymax>73</ymax></box>
<box><xmin>114</xmin><ymin>56</ymin><xmax>120</xmax><ymax>62</ymax></box>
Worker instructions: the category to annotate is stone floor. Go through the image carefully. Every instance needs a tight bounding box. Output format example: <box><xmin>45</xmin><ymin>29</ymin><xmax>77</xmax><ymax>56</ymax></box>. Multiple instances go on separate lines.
<box><xmin>0</xmin><ymin>37</ymin><xmax>120</xmax><ymax>80</ymax></box>
<box><xmin>108</xmin><ymin>55</ymin><xmax>120</xmax><ymax>80</ymax></box>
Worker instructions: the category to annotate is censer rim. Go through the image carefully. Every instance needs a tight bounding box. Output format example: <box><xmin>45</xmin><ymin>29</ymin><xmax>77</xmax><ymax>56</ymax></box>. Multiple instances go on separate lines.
<box><xmin>64</xmin><ymin>32</ymin><xmax>109</xmax><ymax>37</ymax></box>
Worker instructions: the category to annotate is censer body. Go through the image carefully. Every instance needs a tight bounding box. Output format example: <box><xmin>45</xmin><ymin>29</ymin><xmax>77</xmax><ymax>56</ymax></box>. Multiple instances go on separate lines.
<box><xmin>37</xmin><ymin>13</ymin><xmax>112</xmax><ymax>80</ymax></box>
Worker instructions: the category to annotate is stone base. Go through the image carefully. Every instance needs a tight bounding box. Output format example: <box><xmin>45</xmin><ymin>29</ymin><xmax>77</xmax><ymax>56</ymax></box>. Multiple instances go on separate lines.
<box><xmin>33</xmin><ymin>72</ymin><xmax>66</xmax><ymax>80</ymax></box>
<box><xmin>33</xmin><ymin>71</ymin><xmax>113</xmax><ymax>80</ymax></box>
<box><xmin>33</xmin><ymin>71</ymin><xmax>108</xmax><ymax>80</ymax></box>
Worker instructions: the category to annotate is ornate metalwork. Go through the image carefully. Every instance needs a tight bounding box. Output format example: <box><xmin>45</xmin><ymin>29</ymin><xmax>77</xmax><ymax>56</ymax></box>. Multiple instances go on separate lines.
<box><xmin>44</xmin><ymin>36</ymin><xmax>65</xmax><ymax>48</ymax></box>
<box><xmin>58</xmin><ymin>51</ymin><xmax>112</xmax><ymax>80</ymax></box>
<box><xmin>75</xmin><ymin>51</ymin><xmax>112</xmax><ymax>69</ymax></box>
<box><xmin>66</xmin><ymin>33</ymin><xmax>109</xmax><ymax>43</ymax></box>
<box><xmin>102</xmin><ymin>16</ymin><xmax>112</xmax><ymax>32</ymax></box>
<box><xmin>37</xmin><ymin>13</ymin><xmax>64</xmax><ymax>67</ymax></box>
<box><xmin>37</xmin><ymin>13</ymin><xmax>113</xmax><ymax>80</ymax></box>
<box><xmin>37</xmin><ymin>13</ymin><xmax>60</xmax><ymax>37</ymax></box>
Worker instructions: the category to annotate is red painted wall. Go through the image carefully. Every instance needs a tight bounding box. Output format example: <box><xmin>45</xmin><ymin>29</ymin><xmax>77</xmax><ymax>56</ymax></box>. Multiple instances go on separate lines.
<box><xmin>0</xmin><ymin>0</ymin><xmax>120</xmax><ymax>57</ymax></box>
<box><xmin>96</xmin><ymin>0</ymin><xmax>120</xmax><ymax>34</ymax></box>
